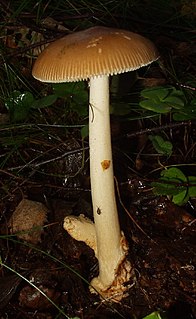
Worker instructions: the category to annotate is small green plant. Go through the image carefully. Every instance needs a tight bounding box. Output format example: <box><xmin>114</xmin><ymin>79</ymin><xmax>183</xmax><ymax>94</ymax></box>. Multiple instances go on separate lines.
<box><xmin>173</xmin><ymin>97</ymin><xmax>196</xmax><ymax>121</ymax></box>
<box><xmin>152</xmin><ymin>167</ymin><xmax>196</xmax><ymax>206</ymax></box>
<box><xmin>139</xmin><ymin>86</ymin><xmax>192</xmax><ymax>118</ymax></box>
<box><xmin>139</xmin><ymin>86</ymin><xmax>196</xmax><ymax>120</ymax></box>
<box><xmin>4</xmin><ymin>82</ymin><xmax>88</xmax><ymax>123</ymax></box>
<box><xmin>149</xmin><ymin>135</ymin><xmax>173</xmax><ymax>157</ymax></box>
<box><xmin>4</xmin><ymin>90</ymin><xmax>57</xmax><ymax>122</ymax></box>
<box><xmin>142</xmin><ymin>311</ymin><xmax>165</xmax><ymax>319</ymax></box>
<box><xmin>139</xmin><ymin>86</ymin><xmax>185</xmax><ymax>114</ymax></box>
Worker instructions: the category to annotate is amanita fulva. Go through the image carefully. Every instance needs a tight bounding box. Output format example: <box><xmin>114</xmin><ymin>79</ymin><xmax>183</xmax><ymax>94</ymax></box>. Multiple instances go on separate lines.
<box><xmin>32</xmin><ymin>26</ymin><xmax>159</xmax><ymax>301</ymax></box>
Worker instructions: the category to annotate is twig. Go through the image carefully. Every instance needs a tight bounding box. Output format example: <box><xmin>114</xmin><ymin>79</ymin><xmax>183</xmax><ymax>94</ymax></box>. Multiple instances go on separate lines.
<box><xmin>0</xmin><ymin>169</ymin><xmax>23</xmax><ymax>180</ymax></box>
<box><xmin>176</xmin><ymin>83</ymin><xmax>196</xmax><ymax>91</ymax></box>
<box><xmin>115</xmin><ymin>121</ymin><xmax>192</xmax><ymax>140</ymax></box>
<box><xmin>32</xmin><ymin>147</ymin><xmax>89</xmax><ymax>169</ymax></box>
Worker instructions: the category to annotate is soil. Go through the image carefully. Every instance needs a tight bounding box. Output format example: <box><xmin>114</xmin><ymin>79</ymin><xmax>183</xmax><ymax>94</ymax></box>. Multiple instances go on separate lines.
<box><xmin>0</xmin><ymin>159</ymin><xmax>195</xmax><ymax>319</ymax></box>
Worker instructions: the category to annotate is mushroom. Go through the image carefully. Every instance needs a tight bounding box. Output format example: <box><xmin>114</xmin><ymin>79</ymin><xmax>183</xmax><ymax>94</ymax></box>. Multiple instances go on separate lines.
<box><xmin>32</xmin><ymin>26</ymin><xmax>159</xmax><ymax>301</ymax></box>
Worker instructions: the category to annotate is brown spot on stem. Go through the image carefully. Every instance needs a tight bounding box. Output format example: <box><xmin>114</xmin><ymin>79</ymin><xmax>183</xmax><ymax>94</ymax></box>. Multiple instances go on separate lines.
<box><xmin>101</xmin><ymin>160</ymin><xmax>111</xmax><ymax>170</ymax></box>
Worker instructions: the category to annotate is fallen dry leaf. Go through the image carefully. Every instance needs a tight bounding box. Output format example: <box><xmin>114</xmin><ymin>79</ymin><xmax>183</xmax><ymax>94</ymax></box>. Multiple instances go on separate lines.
<box><xmin>8</xmin><ymin>198</ymin><xmax>48</xmax><ymax>244</ymax></box>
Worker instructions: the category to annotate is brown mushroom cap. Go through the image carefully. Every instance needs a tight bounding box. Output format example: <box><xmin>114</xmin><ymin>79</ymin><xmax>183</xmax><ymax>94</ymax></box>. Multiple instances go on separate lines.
<box><xmin>32</xmin><ymin>26</ymin><xmax>159</xmax><ymax>82</ymax></box>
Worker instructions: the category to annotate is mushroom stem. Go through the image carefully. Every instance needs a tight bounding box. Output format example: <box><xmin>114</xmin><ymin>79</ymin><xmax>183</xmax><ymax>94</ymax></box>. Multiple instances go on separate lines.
<box><xmin>64</xmin><ymin>76</ymin><xmax>133</xmax><ymax>300</ymax></box>
<box><xmin>89</xmin><ymin>76</ymin><xmax>131</xmax><ymax>296</ymax></box>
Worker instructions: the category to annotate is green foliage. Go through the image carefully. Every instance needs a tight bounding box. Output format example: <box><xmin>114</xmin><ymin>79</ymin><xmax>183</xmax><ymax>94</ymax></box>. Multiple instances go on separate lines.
<box><xmin>139</xmin><ymin>86</ymin><xmax>185</xmax><ymax>114</ymax></box>
<box><xmin>5</xmin><ymin>90</ymin><xmax>34</xmax><ymax>122</ymax></box>
<box><xmin>111</xmin><ymin>84</ymin><xmax>195</xmax><ymax>123</ymax></box>
<box><xmin>139</xmin><ymin>85</ymin><xmax>196</xmax><ymax>121</ymax></box>
<box><xmin>142</xmin><ymin>311</ymin><xmax>165</xmax><ymax>319</ymax></box>
<box><xmin>4</xmin><ymin>82</ymin><xmax>88</xmax><ymax>123</ymax></box>
<box><xmin>149</xmin><ymin>135</ymin><xmax>173</xmax><ymax>156</ymax></box>
<box><xmin>152</xmin><ymin>167</ymin><xmax>196</xmax><ymax>205</ymax></box>
<box><xmin>31</xmin><ymin>94</ymin><xmax>57</xmax><ymax>109</ymax></box>
<box><xmin>173</xmin><ymin>98</ymin><xmax>196</xmax><ymax>120</ymax></box>
<box><xmin>4</xmin><ymin>90</ymin><xmax>57</xmax><ymax>122</ymax></box>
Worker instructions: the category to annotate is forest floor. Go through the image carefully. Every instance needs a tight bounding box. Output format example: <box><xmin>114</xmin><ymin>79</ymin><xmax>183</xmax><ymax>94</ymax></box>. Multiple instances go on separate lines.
<box><xmin>0</xmin><ymin>1</ymin><xmax>195</xmax><ymax>318</ymax></box>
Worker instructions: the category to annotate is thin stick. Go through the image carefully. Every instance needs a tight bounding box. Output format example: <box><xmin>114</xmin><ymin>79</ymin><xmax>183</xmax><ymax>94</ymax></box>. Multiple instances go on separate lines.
<box><xmin>116</xmin><ymin>121</ymin><xmax>191</xmax><ymax>140</ymax></box>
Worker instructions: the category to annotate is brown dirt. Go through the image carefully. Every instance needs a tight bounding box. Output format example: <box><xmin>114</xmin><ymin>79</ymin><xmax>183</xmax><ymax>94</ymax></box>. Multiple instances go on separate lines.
<box><xmin>0</xmin><ymin>181</ymin><xmax>195</xmax><ymax>319</ymax></box>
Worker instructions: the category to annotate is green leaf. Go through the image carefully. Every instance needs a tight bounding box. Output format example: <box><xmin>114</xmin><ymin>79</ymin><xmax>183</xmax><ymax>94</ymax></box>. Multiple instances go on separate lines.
<box><xmin>152</xmin><ymin>167</ymin><xmax>191</xmax><ymax>205</ymax></box>
<box><xmin>161</xmin><ymin>167</ymin><xmax>187</xmax><ymax>182</ymax></box>
<box><xmin>164</xmin><ymin>96</ymin><xmax>184</xmax><ymax>109</ymax></box>
<box><xmin>5</xmin><ymin>91</ymin><xmax>34</xmax><ymax>110</ymax></box>
<box><xmin>31</xmin><ymin>94</ymin><xmax>57</xmax><ymax>109</ymax></box>
<box><xmin>140</xmin><ymin>86</ymin><xmax>186</xmax><ymax>116</ymax></box>
<box><xmin>170</xmin><ymin>87</ymin><xmax>184</xmax><ymax>96</ymax></box>
<box><xmin>5</xmin><ymin>90</ymin><xmax>34</xmax><ymax>122</ymax></box>
<box><xmin>139</xmin><ymin>100</ymin><xmax>171</xmax><ymax>113</ymax></box>
<box><xmin>173</xmin><ymin>99</ymin><xmax>196</xmax><ymax>120</ymax></box>
<box><xmin>172</xmin><ymin>189</ymin><xmax>189</xmax><ymax>205</ymax></box>
<box><xmin>152</xmin><ymin>167</ymin><xmax>186</xmax><ymax>196</ymax></box>
<box><xmin>149</xmin><ymin>135</ymin><xmax>173</xmax><ymax>156</ymax></box>
<box><xmin>173</xmin><ymin>112</ymin><xmax>192</xmax><ymax>121</ymax></box>
<box><xmin>152</xmin><ymin>181</ymin><xmax>181</xmax><ymax>196</ymax></box>
<box><xmin>142</xmin><ymin>311</ymin><xmax>163</xmax><ymax>319</ymax></box>
<box><xmin>187</xmin><ymin>176</ymin><xmax>196</xmax><ymax>197</ymax></box>
<box><xmin>141</xmin><ymin>87</ymin><xmax>169</xmax><ymax>100</ymax></box>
